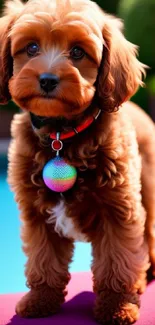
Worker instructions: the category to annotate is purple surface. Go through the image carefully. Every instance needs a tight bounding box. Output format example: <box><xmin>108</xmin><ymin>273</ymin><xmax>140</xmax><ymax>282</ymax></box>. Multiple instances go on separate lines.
<box><xmin>4</xmin><ymin>286</ymin><xmax>155</xmax><ymax>325</ymax></box>
<box><xmin>1</xmin><ymin>273</ymin><xmax>155</xmax><ymax>325</ymax></box>
<box><xmin>6</xmin><ymin>292</ymin><xmax>95</xmax><ymax>325</ymax></box>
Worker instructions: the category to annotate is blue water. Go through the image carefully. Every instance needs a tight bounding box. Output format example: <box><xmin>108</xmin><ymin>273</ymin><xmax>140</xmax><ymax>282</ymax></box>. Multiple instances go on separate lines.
<box><xmin>0</xmin><ymin>156</ymin><xmax>91</xmax><ymax>294</ymax></box>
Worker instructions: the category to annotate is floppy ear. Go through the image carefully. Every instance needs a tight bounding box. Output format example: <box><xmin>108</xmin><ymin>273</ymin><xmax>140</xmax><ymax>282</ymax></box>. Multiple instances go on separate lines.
<box><xmin>0</xmin><ymin>16</ymin><xmax>13</xmax><ymax>104</ymax></box>
<box><xmin>97</xmin><ymin>16</ymin><xmax>146</xmax><ymax>112</ymax></box>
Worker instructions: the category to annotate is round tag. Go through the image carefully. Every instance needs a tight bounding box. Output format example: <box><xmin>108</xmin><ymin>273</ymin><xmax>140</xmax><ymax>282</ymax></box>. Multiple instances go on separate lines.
<box><xmin>43</xmin><ymin>156</ymin><xmax>77</xmax><ymax>192</ymax></box>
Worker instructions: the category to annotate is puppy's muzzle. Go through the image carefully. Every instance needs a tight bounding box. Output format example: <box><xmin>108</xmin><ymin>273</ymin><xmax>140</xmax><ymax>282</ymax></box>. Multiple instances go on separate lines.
<box><xmin>39</xmin><ymin>73</ymin><xmax>60</xmax><ymax>93</ymax></box>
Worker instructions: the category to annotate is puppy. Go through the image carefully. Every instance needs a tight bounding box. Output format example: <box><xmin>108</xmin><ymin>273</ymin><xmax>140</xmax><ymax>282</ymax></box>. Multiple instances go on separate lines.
<box><xmin>0</xmin><ymin>0</ymin><xmax>155</xmax><ymax>323</ymax></box>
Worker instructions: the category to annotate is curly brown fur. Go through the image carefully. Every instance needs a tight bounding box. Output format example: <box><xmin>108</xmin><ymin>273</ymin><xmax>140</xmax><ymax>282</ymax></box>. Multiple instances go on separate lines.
<box><xmin>15</xmin><ymin>283</ymin><xmax>66</xmax><ymax>318</ymax></box>
<box><xmin>0</xmin><ymin>0</ymin><xmax>155</xmax><ymax>323</ymax></box>
<box><xmin>94</xmin><ymin>290</ymin><xmax>140</xmax><ymax>325</ymax></box>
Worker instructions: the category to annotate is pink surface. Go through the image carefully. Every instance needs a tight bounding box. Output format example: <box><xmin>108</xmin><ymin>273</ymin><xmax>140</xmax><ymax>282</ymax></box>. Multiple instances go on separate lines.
<box><xmin>0</xmin><ymin>272</ymin><xmax>155</xmax><ymax>325</ymax></box>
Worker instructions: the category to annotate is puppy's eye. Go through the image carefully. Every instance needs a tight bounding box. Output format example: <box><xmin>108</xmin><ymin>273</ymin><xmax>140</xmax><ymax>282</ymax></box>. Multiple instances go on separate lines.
<box><xmin>26</xmin><ymin>43</ymin><xmax>39</xmax><ymax>57</ymax></box>
<box><xmin>70</xmin><ymin>46</ymin><xmax>85</xmax><ymax>60</ymax></box>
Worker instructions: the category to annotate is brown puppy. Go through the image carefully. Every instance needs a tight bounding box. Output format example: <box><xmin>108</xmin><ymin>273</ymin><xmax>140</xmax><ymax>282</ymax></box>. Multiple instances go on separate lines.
<box><xmin>0</xmin><ymin>0</ymin><xmax>155</xmax><ymax>323</ymax></box>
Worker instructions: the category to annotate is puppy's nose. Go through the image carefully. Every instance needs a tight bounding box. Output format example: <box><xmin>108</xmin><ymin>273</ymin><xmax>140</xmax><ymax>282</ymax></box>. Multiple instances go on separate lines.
<box><xmin>39</xmin><ymin>73</ymin><xmax>59</xmax><ymax>92</ymax></box>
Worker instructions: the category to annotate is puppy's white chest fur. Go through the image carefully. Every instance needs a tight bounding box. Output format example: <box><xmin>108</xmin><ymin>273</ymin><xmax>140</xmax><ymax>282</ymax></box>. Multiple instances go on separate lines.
<box><xmin>46</xmin><ymin>200</ymin><xmax>87</xmax><ymax>242</ymax></box>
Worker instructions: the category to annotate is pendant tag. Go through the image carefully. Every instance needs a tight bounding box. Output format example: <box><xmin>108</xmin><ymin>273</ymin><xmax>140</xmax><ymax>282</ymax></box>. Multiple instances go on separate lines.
<box><xmin>43</xmin><ymin>132</ymin><xmax>77</xmax><ymax>192</ymax></box>
<box><xmin>43</xmin><ymin>156</ymin><xmax>77</xmax><ymax>192</ymax></box>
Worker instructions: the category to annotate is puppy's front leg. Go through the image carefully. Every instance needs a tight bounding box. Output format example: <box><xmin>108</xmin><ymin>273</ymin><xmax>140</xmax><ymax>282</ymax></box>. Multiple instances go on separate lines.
<box><xmin>16</xmin><ymin>221</ymin><xmax>73</xmax><ymax>318</ymax></box>
<box><xmin>91</xmin><ymin>207</ymin><xmax>149</xmax><ymax>325</ymax></box>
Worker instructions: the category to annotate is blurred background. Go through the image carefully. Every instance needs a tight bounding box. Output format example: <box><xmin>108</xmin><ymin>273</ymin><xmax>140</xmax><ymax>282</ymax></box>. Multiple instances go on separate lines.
<box><xmin>0</xmin><ymin>0</ymin><xmax>155</xmax><ymax>294</ymax></box>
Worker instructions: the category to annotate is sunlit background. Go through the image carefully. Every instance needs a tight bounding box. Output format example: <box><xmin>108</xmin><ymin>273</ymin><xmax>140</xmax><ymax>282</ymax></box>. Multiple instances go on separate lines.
<box><xmin>0</xmin><ymin>0</ymin><xmax>155</xmax><ymax>294</ymax></box>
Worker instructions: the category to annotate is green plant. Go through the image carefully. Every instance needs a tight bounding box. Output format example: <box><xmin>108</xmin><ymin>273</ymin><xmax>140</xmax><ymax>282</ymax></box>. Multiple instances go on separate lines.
<box><xmin>147</xmin><ymin>75</ymin><xmax>155</xmax><ymax>96</ymax></box>
<box><xmin>118</xmin><ymin>0</ymin><xmax>155</xmax><ymax>71</ymax></box>
<box><xmin>95</xmin><ymin>0</ymin><xmax>120</xmax><ymax>14</ymax></box>
<box><xmin>118</xmin><ymin>0</ymin><xmax>155</xmax><ymax>112</ymax></box>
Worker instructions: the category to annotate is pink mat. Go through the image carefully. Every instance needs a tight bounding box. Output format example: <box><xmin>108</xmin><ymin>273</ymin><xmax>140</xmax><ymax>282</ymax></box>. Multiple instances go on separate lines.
<box><xmin>0</xmin><ymin>272</ymin><xmax>155</xmax><ymax>325</ymax></box>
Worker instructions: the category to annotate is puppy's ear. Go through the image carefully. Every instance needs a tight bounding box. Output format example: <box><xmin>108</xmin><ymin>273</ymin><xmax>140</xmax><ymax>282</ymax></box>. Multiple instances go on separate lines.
<box><xmin>97</xmin><ymin>16</ymin><xmax>146</xmax><ymax>112</ymax></box>
<box><xmin>0</xmin><ymin>16</ymin><xmax>14</xmax><ymax>104</ymax></box>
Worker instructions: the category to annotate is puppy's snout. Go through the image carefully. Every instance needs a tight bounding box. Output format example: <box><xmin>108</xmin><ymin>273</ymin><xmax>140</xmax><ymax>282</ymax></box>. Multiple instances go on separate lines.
<box><xmin>39</xmin><ymin>73</ymin><xmax>59</xmax><ymax>92</ymax></box>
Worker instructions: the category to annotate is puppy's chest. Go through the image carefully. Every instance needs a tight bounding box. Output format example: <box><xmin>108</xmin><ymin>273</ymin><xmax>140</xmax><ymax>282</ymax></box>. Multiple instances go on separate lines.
<box><xmin>46</xmin><ymin>199</ymin><xmax>87</xmax><ymax>242</ymax></box>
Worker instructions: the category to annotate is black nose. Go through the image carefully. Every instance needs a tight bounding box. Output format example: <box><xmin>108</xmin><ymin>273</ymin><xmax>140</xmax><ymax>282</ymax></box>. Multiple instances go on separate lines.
<box><xmin>39</xmin><ymin>73</ymin><xmax>59</xmax><ymax>92</ymax></box>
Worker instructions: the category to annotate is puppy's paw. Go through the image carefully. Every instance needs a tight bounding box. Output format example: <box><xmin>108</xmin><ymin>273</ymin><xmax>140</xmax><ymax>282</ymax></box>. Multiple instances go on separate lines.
<box><xmin>16</xmin><ymin>285</ymin><xmax>65</xmax><ymax>318</ymax></box>
<box><xmin>113</xmin><ymin>303</ymin><xmax>139</xmax><ymax>324</ymax></box>
<box><xmin>94</xmin><ymin>290</ymin><xmax>140</xmax><ymax>325</ymax></box>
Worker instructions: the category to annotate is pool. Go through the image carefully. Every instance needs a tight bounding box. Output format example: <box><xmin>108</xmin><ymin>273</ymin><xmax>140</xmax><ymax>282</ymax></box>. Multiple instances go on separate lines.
<box><xmin>0</xmin><ymin>154</ymin><xmax>91</xmax><ymax>295</ymax></box>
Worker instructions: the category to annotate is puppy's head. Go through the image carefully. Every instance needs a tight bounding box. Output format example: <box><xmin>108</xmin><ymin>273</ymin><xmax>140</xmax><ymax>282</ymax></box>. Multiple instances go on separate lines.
<box><xmin>0</xmin><ymin>0</ymin><xmax>145</xmax><ymax>119</ymax></box>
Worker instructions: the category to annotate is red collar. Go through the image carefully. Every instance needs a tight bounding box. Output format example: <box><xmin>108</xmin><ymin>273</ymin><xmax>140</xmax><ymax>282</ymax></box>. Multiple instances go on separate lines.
<box><xmin>50</xmin><ymin>108</ymin><xmax>101</xmax><ymax>141</ymax></box>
